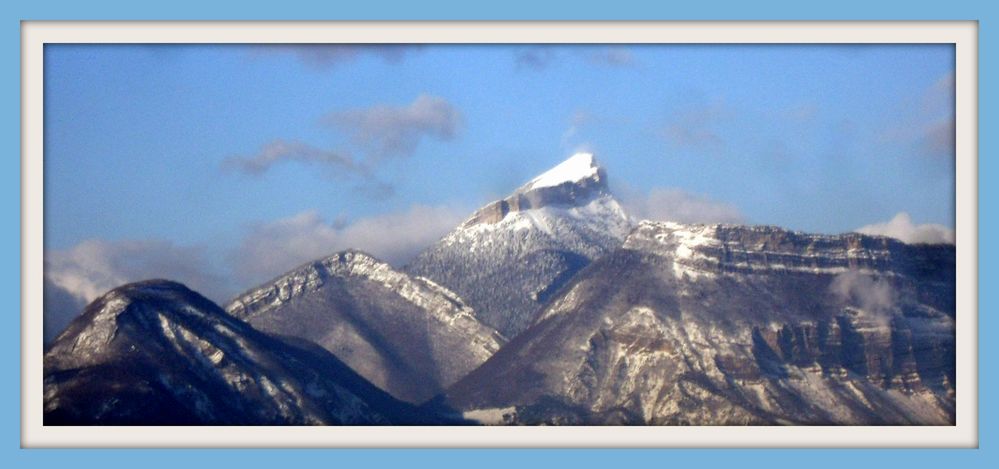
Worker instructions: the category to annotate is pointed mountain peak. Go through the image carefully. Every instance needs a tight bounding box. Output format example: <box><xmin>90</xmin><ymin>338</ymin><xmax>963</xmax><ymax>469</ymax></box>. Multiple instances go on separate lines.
<box><xmin>523</xmin><ymin>152</ymin><xmax>602</xmax><ymax>191</ymax></box>
<box><xmin>45</xmin><ymin>279</ymin><xmax>236</xmax><ymax>369</ymax></box>
<box><xmin>459</xmin><ymin>153</ymin><xmax>614</xmax><ymax>229</ymax></box>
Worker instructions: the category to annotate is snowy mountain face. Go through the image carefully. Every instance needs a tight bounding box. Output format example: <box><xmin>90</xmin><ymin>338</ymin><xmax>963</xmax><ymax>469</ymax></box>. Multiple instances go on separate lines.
<box><xmin>43</xmin><ymin>280</ymin><xmax>440</xmax><ymax>425</ymax></box>
<box><xmin>224</xmin><ymin>250</ymin><xmax>505</xmax><ymax>404</ymax></box>
<box><xmin>406</xmin><ymin>153</ymin><xmax>633</xmax><ymax>339</ymax></box>
<box><xmin>42</xmin><ymin>151</ymin><xmax>958</xmax><ymax>427</ymax></box>
<box><xmin>444</xmin><ymin>221</ymin><xmax>956</xmax><ymax>425</ymax></box>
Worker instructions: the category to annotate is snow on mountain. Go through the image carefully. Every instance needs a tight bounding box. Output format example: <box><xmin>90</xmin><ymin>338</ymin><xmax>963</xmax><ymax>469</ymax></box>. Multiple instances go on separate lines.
<box><xmin>444</xmin><ymin>221</ymin><xmax>956</xmax><ymax>425</ymax></box>
<box><xmin>42</xmin><ymin>149</ymin><xmax>958</xmax><ymax>427</ymax></box>
<box><xmin>44</xmin><ymin>280</ymin><xmax>439</xmax><ymax>425</ymax></box>
<box><xmin>224</xmin><ymin>250</ymin><xmax>505</xmax><ymax>404</ymax></box>
<box><xmin>524</xmin><ymin>152</ymin><xmax>602</xmax><ymax>191</ymax></box>
<box><xmin>406</xmin><ymin>153</ymin><xmax>634</xmax><ymax>339</ymax></box>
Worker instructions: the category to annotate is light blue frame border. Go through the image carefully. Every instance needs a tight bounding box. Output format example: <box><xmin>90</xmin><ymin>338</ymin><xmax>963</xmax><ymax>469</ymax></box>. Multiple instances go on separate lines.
<box><xmin>7</xmin><ymin>1</ymin><xmax>993</xmax><ymax>467</ymax></box>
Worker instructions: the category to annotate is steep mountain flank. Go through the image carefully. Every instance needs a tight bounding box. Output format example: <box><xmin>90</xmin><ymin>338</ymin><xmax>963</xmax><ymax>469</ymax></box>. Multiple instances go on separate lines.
<box><xmin>445</xmin><ymin>221</ymin><xmax>956</xmax><ymax>425</ymax></box>
<box><xmin>225</xmin><ymin>250</ymin><xmax>504</xmax><ymax>404</ymax></box>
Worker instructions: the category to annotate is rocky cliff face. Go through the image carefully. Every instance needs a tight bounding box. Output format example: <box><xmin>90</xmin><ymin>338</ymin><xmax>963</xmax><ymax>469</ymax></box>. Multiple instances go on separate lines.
<box><xmin>44</xmin><ymin>280</ymin><xmax>436</xmax><ymax>425</ymax></box>
<box><xmin>443</xmin><ymin>221</ymin><xmax>956</xmax><ymax>425</ymax></box>
<box><xmin>406</xmin><ymin>153</ymin><xmax>633</xmax><ymax>338</ymax></box>
<box><xmin>224</xmin><ymin>250</ymin><xmax>504</xmax><ymax>404</ymax></box>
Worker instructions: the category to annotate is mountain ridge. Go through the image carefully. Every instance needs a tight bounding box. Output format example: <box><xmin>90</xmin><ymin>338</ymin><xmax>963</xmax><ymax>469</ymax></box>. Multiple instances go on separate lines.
<box><xmin>224</xmin><ymin>249</ymin><xmax>504</xmax><ymax>404</ymax></box>
<box><xmin>443</xmin><ymin>220</ymin><xmax>956</xmax><ymax>425</ymax></box>
<box><xmin>44</xmin><ymin>279</ymin><xmax>447</xmax><ymax>425</ymax></box>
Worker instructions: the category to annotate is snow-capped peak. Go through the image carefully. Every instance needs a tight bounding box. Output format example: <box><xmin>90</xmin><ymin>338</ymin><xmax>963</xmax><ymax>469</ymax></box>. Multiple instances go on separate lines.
<box><xmin>525</xmin><ymin>152</ymin><xmax>601</xmax><ymax>190</ymax></box>
<box><xmin>456</xmin><ymin>152</ymin><xmax>616</xmax><ymax>230</ymax></box>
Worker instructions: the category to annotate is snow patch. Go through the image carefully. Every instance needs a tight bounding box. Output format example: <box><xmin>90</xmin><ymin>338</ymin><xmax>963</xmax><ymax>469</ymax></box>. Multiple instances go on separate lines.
<box><xmin>446</xmin><ymin>194</ymin><xmax>632</xmax><ymax>248</ymax></box>
<box><xmin>70</xmin><ymin>295</ymin><xmax>128</xmax><ymax>355</ymax></box>
<box><xmin>525</xmin><ymin>152</ymin><xmax>600</xmax><ymax>190</ymax></box>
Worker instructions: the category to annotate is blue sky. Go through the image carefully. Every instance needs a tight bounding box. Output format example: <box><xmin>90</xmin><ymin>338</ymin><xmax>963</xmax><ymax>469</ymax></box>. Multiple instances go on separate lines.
<box><xmin>42</xmin><ymin>43</ymin><xmax>955</xmax><ymax>336</ymax></box>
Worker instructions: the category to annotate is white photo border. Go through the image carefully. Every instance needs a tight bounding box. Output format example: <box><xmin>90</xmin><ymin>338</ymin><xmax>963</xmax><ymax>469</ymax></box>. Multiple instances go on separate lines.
<box><xmin>20</xmin><ymin>20</ymin><xmax>979</xmax><ymax>449</ymax></box>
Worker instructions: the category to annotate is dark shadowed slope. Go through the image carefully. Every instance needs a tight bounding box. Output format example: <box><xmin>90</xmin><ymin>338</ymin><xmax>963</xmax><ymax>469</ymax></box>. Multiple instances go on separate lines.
<box><xmin>44</xmin><ymin>280</ymin><xmax>448</xmax><ymax>425</ymax></box>
<box><xmin>225</xmin><ymin>250</ymin><xmax>504</xmax><ymax>404</ymax></box>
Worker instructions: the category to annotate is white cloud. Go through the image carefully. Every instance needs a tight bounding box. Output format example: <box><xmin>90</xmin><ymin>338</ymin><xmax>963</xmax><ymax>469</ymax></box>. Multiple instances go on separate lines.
<box><xmin>231</xmin><ymin>204</ymin><xmax>467</xmax><ymax>287</ymax></box>
<box><xmin>622</xmin><ymin>187</ymin><xmax>745</xmax><ymax>225</ymax></box>
<box><xmin>46</xmin><ymin>239</ymin><xmax>228</xmax><ymax>303</ymax></box>
<box><xmin>324</xmin><ymin>94</ymin><xmax>462</xmax><ymax>160</ymax></box>
<box><xmin>854</xmin><ymin>212</ymin><xmax>954</xmax><ymax>245</ymax></box>
<box><xmin>830</xmin><ymin>270</ymin><xmax>896</xmax><ymax>327</ymax></box>
<box><xmin>43</xmin><ymin>202</ymin><xmax>470</xmax><ymax>342</ymax></box>
<box><xmin>44</xmin><ymin>279</ymin><xmax>86</xmax><ymax>346</ymax></box>
<box><xmin>44</xmin><ymin>239</ymin><xmax>231</xmax><ymax>344</ymax></box>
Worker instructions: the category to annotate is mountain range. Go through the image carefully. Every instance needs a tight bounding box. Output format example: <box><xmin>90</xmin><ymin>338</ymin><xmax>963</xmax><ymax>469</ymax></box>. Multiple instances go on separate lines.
<box><xmin>43</xmin><ymin>153</ymin><xmax>957</xmax><ymax>426</ymax></box>
<box><xmin>443</xmin><ymin>221</ymin><xmax>955</xmax><ymax>424</ymax></box>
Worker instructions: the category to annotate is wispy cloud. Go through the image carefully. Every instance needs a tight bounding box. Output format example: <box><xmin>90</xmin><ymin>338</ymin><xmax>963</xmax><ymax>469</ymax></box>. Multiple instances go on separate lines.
<box><xmin>222</xmin><ymin>139</ymin><xmax>359</xmax><ymax>176</ymax></box>
<box><xmin>587</xmin><ymin>47</ymin><xmax>636</xmax><ymax>67</ymax></box>
<box><xmin>658</xmin><ymin>99</ymin><xmax>730</xmax><ymax>153</ymax></box>
<box><xmin>922</xmin><ymin>71</ymin><xmax>955</xmax><ymax>114</ymax></box>
<box><xmin>230</xmin><ymin>204</ymin><xmax>467</xmax><ymax>287</ymax></box>
<box><xmin>251</xmin><ymin>44</ymin><xmax>422</xmax><ymax>70</ymax></box>
<box><xmin>854</xmin><ymin>212</ymin><xmax>954</xmax><ymax>244</ymax></box>
<box><xmin>514</xmin><ymin>47</ymin><xmax>558</xmax><ymax>70</ymax></box>
<box><xmin>622</xmin><ymin>187</ymin><xmax>745</xmax><ymax>225</ymax></box>
<box><xmin>880</xmin><ymin>71</ymin><xmax>955</xmax><ymax>160</ymax></box>
<box><xmin>43</xmin><ymin>202</ymin><xmax>469</xmax><ymax>341</ymax></box>
<box><xmin>661</xmin><ymin>124</ymin><xmax>724</xmax><ymax>150</ymax></box>
<box><xmin>830</xmin><ymin>270</ymin><xmax>896</xmax><ymax>327</ymax></box>
<box><xmin>515</xmin><ymin>46</ymin><xmax>637</xmax><ymax>70</ymax></box>
<box><xmin>220</xmin><ymin>140</ymin><xmax>398</xmax><ymax>198</ymax></box>
<box><xmin>922</xmin><ymin>118</ymin><xmax>955</xmax><ymax>158</ymax></box>
<box><xmin>324</xmin><ymin>94</ymin><xmax>462</xmax><ymax>160</ymax></box>
<box><xmin>221</xmin><ymin>95</ymin><xmax>461</xmax><ymax>196</ymax></box>
<box><xmin>560</xmin><ymin>109</ymin><xmax>593</xmax><ymax>149</ymax></box>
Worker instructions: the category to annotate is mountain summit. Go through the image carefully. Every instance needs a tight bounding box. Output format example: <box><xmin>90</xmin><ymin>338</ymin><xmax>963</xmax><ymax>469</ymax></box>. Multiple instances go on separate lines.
<box><xmin>406</xmin><ymin>153</ymin><xmax>633</xmax><ymax>339</ymax></box>
<box><xmin>523</xmin><ymin>152</ymin><xmax>604</xmax><ymax>191</ymax></box>
<box><xmin>460</xmin><ymin>152</ymin><xmax>610</xmax><ymax>229</ymax></box>
<box><xmin>44</xmin><ymin>280</ymin><xmax>434</xmax><ymax>424</ymax></box>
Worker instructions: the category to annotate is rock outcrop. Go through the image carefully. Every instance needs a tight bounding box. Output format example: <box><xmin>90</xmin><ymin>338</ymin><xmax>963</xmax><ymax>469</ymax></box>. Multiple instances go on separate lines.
<box><xmin>444</xmin><ymin>221</ymin><xmax>956</xmax><ymax>425</ymax></box>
